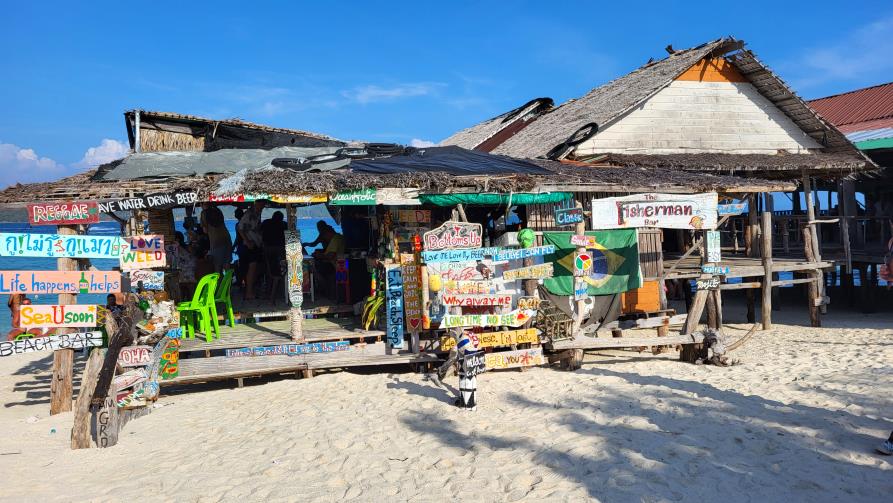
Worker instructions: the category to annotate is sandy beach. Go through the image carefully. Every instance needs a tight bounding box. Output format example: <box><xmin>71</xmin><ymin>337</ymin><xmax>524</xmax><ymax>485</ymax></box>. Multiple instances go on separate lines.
<box><xmin>1</xmin><ymin>301</ymin><xmax>891</xmax><ymax>502</ymax></box>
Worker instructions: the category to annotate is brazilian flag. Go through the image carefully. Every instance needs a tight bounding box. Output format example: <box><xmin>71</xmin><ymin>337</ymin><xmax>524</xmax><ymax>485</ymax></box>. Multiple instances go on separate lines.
<box><xmin>542</xmin><ymin>230</ymin><xmax>642</xmax><ymax>296</ymax></box>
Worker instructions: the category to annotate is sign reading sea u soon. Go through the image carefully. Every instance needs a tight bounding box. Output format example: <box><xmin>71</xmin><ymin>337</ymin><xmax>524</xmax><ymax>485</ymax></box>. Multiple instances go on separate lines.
<box><xmin>19</xmin><ymin>304</ymin><xmax>98</xmax><ymax>328</ymax></box>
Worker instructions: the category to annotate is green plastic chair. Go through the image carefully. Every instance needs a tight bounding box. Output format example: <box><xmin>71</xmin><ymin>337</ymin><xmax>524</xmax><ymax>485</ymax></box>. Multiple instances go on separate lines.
<box><xmin>178</xmin><ymin>273</ymin><xmax>220</xmax><ymax>342</ymax></box>
<box><xmin>214</xmin><ymin>268</ymin><xmax>235</xmax><ymax>327</ymax></box>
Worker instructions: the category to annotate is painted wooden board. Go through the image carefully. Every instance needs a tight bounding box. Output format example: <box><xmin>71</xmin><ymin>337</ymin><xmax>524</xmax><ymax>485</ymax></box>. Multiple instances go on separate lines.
<box><xmin>441</xmin><ymin>328</ymin><xmax>541</xmax><ymax>351</ymax></box>
<box><xmin>574</xmin><ymin>278</ymin><xmax>587</xmax><ymax>301</ymax></box>
<box><xmin>423</xmin><ymin>221</ymin><xmax>483</xmax><ymax>251</ymax></box>
<box><xmin>706</xmin><ymin>230</ymin><xmax>721</xmax><ymax>263</ymax></box>
<box><xmin>396</xmin><ymin>209</ymin><xmax>431</xmax><ymax>223</ymax></box>
<box><xmin>400</xmin><ymin>254</ymin><xmax>423</xmax><ymax>332</ymax></box>
<box><xmin>701</xmin><ymin>265</ymin><xmax>730</xmax><ymax>275</ymax></box>
<box><xmin>427</xmin><ymin>261</ymin><xmax>494</xmax><ymax>282</ymax></box>
<box><xmin>330</xmin><ymin>188</ymin><xmax>377</xmax><ymax>205</ymax></box>
<box><xmin>591</xmin><ymin>193</ymin><xmax>718</xmax><ymax>230</ymax></box>
<box><xmin>441</xmin><ymin>280</ymin><xmax>498</xmax><ymax>295</ymax></box>
<box><xmin>118</xmin><ymin>346</ymin><xmax>153</xmax><ymax>367</ymax></box>
<box><xmin>718</xmin><ymin>202</ymin><xmax>748</xmax><ymax>216</ymax></box>
<box><xmin>574</xmin><ymin>251</ymin><xmax>593</xmax><ymax>277</ymax></box>
<box><xmin>554</xmin><ymin>207</ymin><xmax>584</xmax><ymax>226</ymax></box>
<box><xmin>225</xmin><ymin>340</ymin><xmax>350</xmax><ymax>357</ymax></box>
<box><xmin>28</xmin><ymin>201</ymin><xmax>100</xmax><ymax>226</ymax></box>
<box><xmin>98</xmin><ymin>191</ymin><xmax>199</xmax><ymax>213</ymax></box>
<box><xmin>159</xmin><ymin>339</ymin><xmax>180</xmax><ymax>380</ymax></box>
<box><xmin>493</xmin><ymin>245</ymin><xmax>556</xmax><ymax>261</ymax></box>
<box><xmin>376</xmin><ymin>188</ymin><xmax>421</xmax><ymax>206</ymax></box>
<box><xmin>386</xmin><ymin>266</ymin><xmax>405</xmax><ymax>349</ymax></box>
<box><xmin>517</xmin><ymin>296</ymin><xmax>541</xmax><ymax>310</ymax></box>
<box><xmin>0</xmin><ymin>233</ymin><xmax>126</xmax><ymax>259</ymax></box>
<box><xmin>421</xmin><ymin>247</ymin><xmax>499</xmax><ymax>263</ymax></box>
<box><xmin>484</xmin><ymin>348</ymin><xmax>545</xmax><ymax>370</ymax></box>
<box><xmin>0</xmin><ymin>331</ymin><xmax>102</xmax><ymax>357</ymax></box>
<box><xmin>266</xmin><ymin>193</ymin><xmax>328</xmax><ymax>204</ymax></box>
<box><xmin>0</xmin><ymin>271</ymin><xmax>121</xmax><ymax>294</ymax></box>
<box><xmin>503</xmin><ymin>263</ymin><xmax>554</xmax><ymax>281</ymax></box>
<box><xmin>462</xmin><ymin>351</ymin><xmax>487</xmax><ymax>378</ymax></box>
<box><xmin>112</xmin><ymin>368</ymin><xmax>149</xmax><ymax>391</ymax></box>
<box><xmin>18</xmin><ymin>304</ymin><xmax>99</xmax><ymax>328</ymax></box>
<box><xmin>285</xmin><ymin>230</ymin><xmax>304</xmax><ymax>308</ymax></box>
<box><xmin>129</xmin><ymin>270</ymin><xmax>164</xmax><ymax>290</ymax></box>
<box><xmin>571</xmin><ymin>235</ymin><xmax>597</xmax><ymax>247</ymax></box>
<box><xmin>441</xmin><ymin>294</ymin><xmax>513</xmax><ymax>307</ymax></box>
<box><xmin>441</xmin><ymin>309</ymin><xmax>535</xmax><ymax>329</ymax></box>
<box><xmin>119</xmin><ymin>235</ymin><xmax>166</xmax><ymax>271</ymax></box>
<box><xmin>696</xmin><ymin>277</ymin><xmax>721</xmax><ymax>290</ymax></box>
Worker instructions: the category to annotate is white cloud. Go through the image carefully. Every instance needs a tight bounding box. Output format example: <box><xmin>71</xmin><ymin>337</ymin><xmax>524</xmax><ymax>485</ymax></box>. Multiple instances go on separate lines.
<box><xmin>74</xmin><ymin>139</ymin><xmax>129</xmax><ymax>169</ymax></box>
<box><xmin>342</xmin><ymin>82</ymin><xmax>445</xmax><ymax>104</ymax></box>
<box><xmin>410</xmin><ymin>138</ymin><xmax>436</xmax><ymax>148</ymax></box>
<box><xmin>0</xmin><ymin>142</ymin><xmax>68</xmax><ymax>188</ymax></box>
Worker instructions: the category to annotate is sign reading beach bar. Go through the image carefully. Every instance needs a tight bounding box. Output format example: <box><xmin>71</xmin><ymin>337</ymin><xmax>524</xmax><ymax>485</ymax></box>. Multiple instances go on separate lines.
<box><xmin>591</xmin><ymin>192</ymin><xmax>718</xmax><ymax>230</ymax></box>
<box><xmin>28</xmin><ymin>201</ymin><xmax>100</xmax><ymax>226</ymax></box>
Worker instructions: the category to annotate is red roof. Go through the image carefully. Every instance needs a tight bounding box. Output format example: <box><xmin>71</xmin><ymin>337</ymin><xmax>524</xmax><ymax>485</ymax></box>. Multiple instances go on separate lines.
<box><xmin>809</xmin><ymin>82</ymin><xmax>893</xmax><ymax>132</ymax></box>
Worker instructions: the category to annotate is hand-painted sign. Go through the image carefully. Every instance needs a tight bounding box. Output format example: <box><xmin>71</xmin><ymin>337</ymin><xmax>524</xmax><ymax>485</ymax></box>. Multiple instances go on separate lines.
<box><xmin>0</xmin><ymin>331</ymin><xmax>103</xmax><ymax>357</ymax></box>
<box><xmin>0</xmin><ymin>271</ymin><xmax>121</xmax><ymax>294</ymax></box>
<box><xmin>574</xmin><ymin>252</ymin><xmax>593</xmax><ymax>277</ymax></box>
<box><xmin>376</xmin><ymin>188</ymin><xmax>421</xmax><ymax>206</ymax></box>
<box><xmin>502</xmin><ymin>263</ymin><xmax>554</xmax><ymax>281</ymax></box>
<box><xmin>0</xmin><ymin>233</ymin><xmax>125</xmax><ymax>259</ymax></box>
<box><xmin>118</xmin><ymin>346</ymin><xmax>152</xmax><ymax>367</ymax></box>
<box><xmin>554</xmin><ymin>207</ymin><xmax>584</xmax><ymax>226</ymax></box>
<box><xmin>159</xmin><ymin>339</ymin><xmax>180</xmax><ymax>380</ymax></box>
<box><xmin>423</xmin><ymin>221</ymin><xmax>483</xmax><ymax>251</ymax></box>
<box><xmin>285</xmin><ymin>231</ymin><xmax>304</xmax><ymax>308</ymax></box>
<box><xmin>696</xmin><ymin>277</ymin><xmax>721</xmax><ymax>290</ymax></box>
<box><xmin>493</xmin><ymin>245</ymin><xmax>556</xmax><ymax>261</ymax></box>
<box><xmin>442</xmin><ymin>280</ymin><xmax>497</xmax><ymax>295</ymax></box>
<box><xmin>428</xmin><ymin>261</ymin><xmax>492</xmax><ymax>282</ymax></box>
<box><xmin>28</xmin><ymin>201</ymin><xmax>100</xmax><ymax>226</ymax></box>
<box><xmin>396</xmin><ymin>209</ymin><xmax>431</xmax><ymax>224</ymax></box>
<box><xmin>484</xmin><ymin>348</ymin><xmax>545</xmax><ymax>370</ymax></box>
<box><xmin>591</xmin><ymin>192</ymin><xmax>718</xmax><ymax>230</ymax></box>
<box><xmin>98</xmin><ymin>191</ymin><xmax>199</xmax><ymax>214</ymax></box>
<box><xmin>574</xmin><ymin>278</ymin><xmax>587</xmax><ymax>301</ymax></box>
<box><xmin>701</xmin><ymin>265</ymin><xmax>730</xmax><ymax>275</ymax></box>
<box><xmin>120</xmin><ymin>235</ymin><xmax>165</xmax><ymax>270</ymax></box>
<box><xmin>421</xmin><ymin>247</ymin><xmax>499</xmax><ymax>263</ymax></box>
<box><xmin>330</xmin><ymin>188</ymin><xmax>377</xmax><ymax>205</ymax></box>
<box><xmin>400</xmin><ymin>254</ymin><xmax>423</xmax><ymax>332</ymax></box>
<box><xmin>129</xmin><ymin>270</ymin><xmax>164</xmax><ymax>290</ymax></box>
<box><xmin>441</xmin><ymin>309</ymin><xmax>535</xmax><ymax>329</ymax></box>
<box><xmin>267</xmin><ymin>193</ymin><xmax>328</xmax><ymax>204</ymax></box>
<box><xmin>517</xmin><ymin>296</ymin><xmax>541</xmax><ymax>310</ymax></box>
<box><xmin>112</xmin><ymin>368</ymin><xmax>149</xmax><ymax>391</ymax></box>
<box><xmin>461</xmin><ymin>351</ymin><xmax>487</xmax><ymax>378</ymax></box>
<box><xmin>225</xmin><ymin>340</ymin><xmax>350</xmax><ymax>357</ymax></box>
<box><xmin>386</xmin><ymin>266</ymin><xmax>405</xmax><ymax>349</ymax></box>
<box><xmin>19</xmin><ymin>304</ymin><xmax>98</xmax><ymax>328</ymax></box>
<box><xmin>441</xmin><ymin>328</ymin><xmax>541</xmax><ymax>351</ymax></box>
<box><xmin>441</xmin><ymin>294</ymin><xmax>513</xmax><ymax>307</ymax></box>
<box><xmin>706</xmin><ymin>230</ymin><xmax>721</xmax><ymax>263</ymax></box>
<box><xmin>718</xmin><ymin>202</ymin><xmax>748</xmax><ymax>216</ymax></box>
<box><xmin>570</xmin><ymin>235</ymin><xmax>597</xmax><ymax>247</ymax></box>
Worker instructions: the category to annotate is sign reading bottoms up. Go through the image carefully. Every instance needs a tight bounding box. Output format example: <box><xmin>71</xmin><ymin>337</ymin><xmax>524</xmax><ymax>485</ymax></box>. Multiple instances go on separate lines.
<box><xmin>591</xmin><ymin>192</ymin><xmax>718</xmax><ymax>230</ymax></box>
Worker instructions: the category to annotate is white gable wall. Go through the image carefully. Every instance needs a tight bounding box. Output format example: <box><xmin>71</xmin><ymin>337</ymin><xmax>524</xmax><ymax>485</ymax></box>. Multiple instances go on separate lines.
<box><xmin>574</xmin><ymin>80</ymin><xmax>822</xmax><ymax>155</ymax></box>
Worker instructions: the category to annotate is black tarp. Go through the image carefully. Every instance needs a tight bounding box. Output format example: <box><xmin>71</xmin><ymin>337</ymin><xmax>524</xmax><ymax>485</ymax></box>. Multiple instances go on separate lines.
<box><xmin>348</xmin><ymin>146</ymin><xmax>552</xmax><ymax>176</ymax></box>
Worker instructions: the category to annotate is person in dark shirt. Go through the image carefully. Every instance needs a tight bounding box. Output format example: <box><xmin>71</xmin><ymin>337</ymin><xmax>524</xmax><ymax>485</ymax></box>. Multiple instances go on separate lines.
<box><xmin>261</xmin><ymin>211</ymin><xmax>287</xmax><ymax>303</ymax></box>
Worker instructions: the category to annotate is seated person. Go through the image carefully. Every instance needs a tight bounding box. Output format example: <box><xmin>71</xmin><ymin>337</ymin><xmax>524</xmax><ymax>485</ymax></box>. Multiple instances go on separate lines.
<box><xmin>303</xmin><ymin>221</ymin><xmax>345</xmax><ymax>300</ymax></box>
<box><xmin>106</xmin><ymin>294</ymin><xmax>125</xmax><ymax>318</ymax></box>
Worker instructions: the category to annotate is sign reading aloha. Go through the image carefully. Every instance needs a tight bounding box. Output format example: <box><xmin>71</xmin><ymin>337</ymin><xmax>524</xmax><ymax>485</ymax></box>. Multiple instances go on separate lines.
<box><xmin>423</xmin><ymin>221</ymin><xmax>483</xmax><ymax>251</ymax></box>
<box><xmin>28</xmin><ymin>201</ymin><xmax>100</xmax><ymax>226</ymax></box>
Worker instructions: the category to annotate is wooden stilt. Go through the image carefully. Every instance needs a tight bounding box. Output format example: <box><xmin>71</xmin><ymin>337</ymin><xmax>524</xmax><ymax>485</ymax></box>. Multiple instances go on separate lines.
<box><xmin>51</xmin><ymin>225</ymin><xmax>78</xmax><ymax>415</ymax></box>
<box><xmin>802</xmin><ymin>173</ymin><xmax>827</xmax><ymax>315</ymax></box>
<box><xmin>761</xmin><ymin>211</ymin><xmax>773</xmax><ymax>330</ymax></box>
<box><xmin>680</xmin><ymin>288</ymin><xmax>709</xmax><ymax>363</ymax></box>
<box><xmin>802</xmin><ymin>227</ymin><xmax>821</xmax><ymax>327</ymax></box>
<box><xmin>745</xmin><ymin>194</ymin><xmax>760</xmax><ymax>323</ymax></box>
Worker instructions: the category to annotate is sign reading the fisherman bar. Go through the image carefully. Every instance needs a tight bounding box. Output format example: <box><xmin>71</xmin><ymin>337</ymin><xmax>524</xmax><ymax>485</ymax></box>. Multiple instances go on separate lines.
<box><xmin>19</xmin><ymin>304</ymin><xmax>98</xmax><ymax>328</ymax></box>
<box><xmin>0</xmin><ymin>331</ymin><xmax>103</xmax><ymax>357</ymax></box>
<box><xmin>98</xmin><ymin>191</ymin><xmax>199</xmax><ymax>214</ymax></box>
<box><xmin>28</xmin><ymin>201</ymin><xmax>100</xmax><ymax>226</ymax></box>
<box><xmin>0</xmin><ymin>271</ymin><xmax>121</xmax><ymax>294</ymax></box>
<box><xmin>440</xmin><ymin>309</ymin><xmax>535</xmax><ymax>329</ymax></box>
<box><xmin>423</xmin><ymin>221</ymin><xmax>482</xmax><ymax>251</ymax></box>
<box><xmin>591</xmin><ymin>192</ymin><xmax>718</xmax><ymax>230</ymax></box>
<box><xmin>441</xmin><ymin>328</ymin><xmax>540</xmax><ymax>351</ymax></box>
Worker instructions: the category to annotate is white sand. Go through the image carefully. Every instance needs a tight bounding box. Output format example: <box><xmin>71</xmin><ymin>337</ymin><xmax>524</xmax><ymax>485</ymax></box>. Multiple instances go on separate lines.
<box><xmin>1</xmin><ymin>302</ymin><xmax>892</xmax><ymax>502</ymax></box>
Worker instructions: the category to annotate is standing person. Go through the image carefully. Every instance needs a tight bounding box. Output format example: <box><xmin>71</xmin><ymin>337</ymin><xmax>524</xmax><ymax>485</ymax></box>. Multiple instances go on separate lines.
<box><xmin>201</xmin><ymin>203</ymin><xmax>232</xmax><ymax>273</ymax></box>
<box><xmin>174</xmin><ymin>232</ymin><xmax>196</xmax><ymax>300</ymax></box>
<box><xmin>237</xmin><ymin>200</ymin><xmax>265</xmax><ymax>302</ymax></box>
<box><xmin>303</xmin><ymin>221</ymin><xmax>345</xmax><ymax>300</ymax></box>
<box><xmin>261</xmin><ymin>211</ymin><xmax>287</xmax><ymax>304</ymax></box>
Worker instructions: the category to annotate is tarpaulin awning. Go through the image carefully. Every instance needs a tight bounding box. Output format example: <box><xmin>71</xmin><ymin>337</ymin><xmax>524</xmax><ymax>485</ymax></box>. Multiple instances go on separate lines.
<box><xmin>418</xmin><ymin>192</ymin><xmax>572</xmax><ymax>206</ymax></box>
<box><xmin>350</xmin><ymin>146</ymin><xmax>552</xmax><ymax>176</ymax></box>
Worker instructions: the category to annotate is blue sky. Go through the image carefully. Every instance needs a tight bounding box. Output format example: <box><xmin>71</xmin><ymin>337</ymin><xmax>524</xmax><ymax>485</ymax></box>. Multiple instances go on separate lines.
<box><xmin>1</xmin><ymin>0</ymin><xmax>891</xmax><ymax>189</ymax></box>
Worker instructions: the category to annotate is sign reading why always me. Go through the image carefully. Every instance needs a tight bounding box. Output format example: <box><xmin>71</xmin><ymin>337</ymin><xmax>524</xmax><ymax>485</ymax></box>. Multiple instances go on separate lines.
<box><xmin>0</xmin><ymin>331</ymin><xmax>103</xmax><ymax>357</ymax></box>
<box><xmin>502</xmin><ymin>263</ymin><xmax>554</xmax><ymax>281</ymax></box>
<box><xmin>0</xmin><ymin>271</ymin><xmax>121</xmax><ymax>294</ymax></box>
<box><xmin>591</xmin><ymin>192</ymin><xmax>718</xmax><ymax>230</ymax></box>
<box><xmin>28</xmin><ymin>201</ymin><xmax>100</xmax><ymax>226</ymax></box>
<box><xmin>493</xmin><ymin>245</ymin><xmax>556</xmax><ymax>261</ymax></box>
<box><xmin>386</xmin><ymin>266</ymin><xmax>405</xmax><ymax>349</ymax></box>
<box><xmin>0</xmin><ymin>233</ymin><xmax>126</xmax><ymax>259</ymax></box>
<box><xmin>421</xmin><ymin>247</ymin><xmax>499</xmax><ymax>264</ymax></box>
<box><xmin>118</xmin><ymin>346</ymin><xmax>153</xmax><ymax>367</ymax></box>
<box><xmin>129</xmin><ymin>270</ymin><xmax>164</xmax><ymax>290</ymax></box>
<box><xmin>485</xmin><ymin>347</ymin><xmax>545</xmax><ymax>370</ymax></box>
<box><xmin>119</xmin><ymin>235</ymin><xmax>165</xmax><ymax>271</ymax></box>
<box><xmin>19</xmin><ymin>304</ymin><xmax>98</xmax><ymax>328</ymax></box>
<box><xmin>98</xmin><ymin>191</ymin><xmax>199</xmax><ymax>214</ymax></box>
<box><xmin>441</xmin><ymin>294</ymin><xmax>513</xmax><ymax>307</ymax></box>
<box><xmin>554</xmin><ymin>207</ymin><xmax>584</xmax><ymax>226</ymax></box>
<box><xmin>440</xmin><ymin>309</ymin><xmax>535</xmax><ymax>329</ymax></box>
<box><xmin>441</xmin><ymin>328</ymin><xmax>540</xmax><ymax>351</ymax></box>
<box><xmin>423</xmin><ymin>221</ymin><xmax>483</xmax><ymax>251</ymax></box>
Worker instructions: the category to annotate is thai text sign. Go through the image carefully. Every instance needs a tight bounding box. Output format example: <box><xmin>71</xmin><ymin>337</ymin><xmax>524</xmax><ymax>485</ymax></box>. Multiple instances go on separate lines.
<box><xmin>0</xmin><ymin>232</ymin><xmax>125</xmax><ymax>259</ymax></box>
<box><xmin>706</xmin><ymin>230</ymin><xmax>721</xmax><ymax>263</ymax></box>
<box><xmin>28</xmin><ymin>201</ymin><xmax>100</xmax><ymax>226</ymax></box>
<box><xmin>119</xmin><ymin>235</ymin><xmax>165</xmax><ymax>270</ymax></box>
<box><xmin>441</xmin><ymin>328</ymin><xmax>540</xmax><ymax>351</ymax></box>
<box><xmin>441</xmin><ymin>309</ymin><xmax>535</xmax><ymax>329</ymax></box>
<box><xmin>502</xmin><ymin>263</ymin><xmax>554</xmax><ymax>281</ymax></box>
<box><xmin>19</xmin><ymin>304</ymin><xmax>98</xmax><ymax>328</ymax></box>
<box><xmin>461</xmin><ymin>351</ymin><xmax>487</xmax><ymax>378</ymax></box>
<box><xmin>442</xmin><ymin>294</ymin><xmax>513</xmax><ymax>307</ymax></box>
<box><xmin>98</xmin><ymin>191</ymin><xmax>199</xmax><ymax>214</ymax></box>
<box><xmin>330</xmin><ymin>188</ymin><xmax>377</xmax><ymax>205</ymax></box>
<box><xmin>225</xmin><ymin>340</ymin><xmax>350</xmax><ymax>357</ymax></box>
<box><xmin>386</xmin><ymin>266</ymin><xmax>404</xmax><ymax>349</ymax></box>
<box><xmin>421</xmin><ymin>247</ymin><xmax>499</xmax><ymax>263</ymax></box>
<box><xmin>493</xmin><ymin>245</ymin><xmax>556</xmax><ymax>261</ymax></box>
<box><xmin>554</xmin><ymin>207</ymin><xmax>584</xmax><ymax>226</ymax></box>
<box><xmin>0</xmin><ymin>271</ymin><xmax>121</xmax><ymax>294</ymax></box>
<box><xmin>423</xmin><ymin>221</ymin><xmax>483</xmax><ymax>251</ymax></box>
<box><xmin>0</xmin><ymin>331</ymin><xmax>103</xmax><ymax>357</ymax></box>
<box><xmin>591</xmin><ymin>192</ymin><xmax>718</xmax><ymax>230</ymax></box>
<box><xmin>130</xmin><ymin>270</ymin><xmax>164</xmax><ymax>290</ymax></box>
<box><xmin>400</xmin><ymin>254</ymin><xmax>423</xmax><ymax>332</ymax></box>
<box><xmin>484</xmin><ymin>348</ymin><xmax>544</xmax><ymax>370</ymax></box>
<box><xmin>118</xmin><ymin>346</ymin><xmax>153</xmax><ymax>367</ymax></box>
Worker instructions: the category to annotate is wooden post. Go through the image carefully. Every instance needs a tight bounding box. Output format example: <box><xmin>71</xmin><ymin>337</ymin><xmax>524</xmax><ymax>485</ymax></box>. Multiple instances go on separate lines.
<box><xmin>744</xmin><ymin>194</ymin><xmax>759</xmax><ymax>323</ymax></box>
<box><xmin>572</xmin><ymin>200</ymin><xmax>586</xmax><ymax>334</ymax></box>
<box><xmin>50</xmin><ymin>225</ymin><xmax>78</xmax><ymax>415</ymax></box>
<box><xmin>802</xmin><ymin>173</ymin><xmax>826</xmax><ymax>314</ymax></box>
<box><xmin>761</xmin><ymin>211</ymin><xmax>773</xmax><ymax>330</ymax></box>
<box><xmin>680</xmin><ymin>287</ymin><xmax>709</xmax><ymax>363</ymax></box>
<box><xmin>802</xmin><ymin>227</ymin><xmax>821</xmax><ymax>327</ymax></box>
<box><xmin>71</xmin><ymin>348</ymin><xmax>105</xmax><ymax>449</ymax></box>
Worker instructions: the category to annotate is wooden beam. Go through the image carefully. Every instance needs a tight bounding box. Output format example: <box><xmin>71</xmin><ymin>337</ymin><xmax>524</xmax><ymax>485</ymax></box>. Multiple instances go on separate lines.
<box><xmin>761</xmin><ymin>211</ymin><xmax>773</xmax><ymax>330</ymax></box>
<box><xmin>802</xmin><ymin>172</ymin><xmax>826</xmax><ymax>316</ymax></box>
<box><xmin>802</xmin><ymin>227</ymin><xmax>821</xmax><ymax>327</ymax></box>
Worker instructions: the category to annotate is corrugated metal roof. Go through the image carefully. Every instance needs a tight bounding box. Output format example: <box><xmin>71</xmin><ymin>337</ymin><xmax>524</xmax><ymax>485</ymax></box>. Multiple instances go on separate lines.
<box><xmin>809</xmin><ymin>81</ymin><xmax>893</xmax><ymax>127</ymax></box>
<box><xmin>847</xmin><ymin>127</ymin><xmax>893</xmax><ymax>143</ymax></box>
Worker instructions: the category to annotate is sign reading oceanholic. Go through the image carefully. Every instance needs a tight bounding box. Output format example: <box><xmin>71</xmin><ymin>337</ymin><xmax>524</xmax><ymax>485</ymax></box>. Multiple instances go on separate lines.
<box><xmin>591</xmin><ymin>192</ymin><xmax>718</xmax><ymax>230</ymax></box>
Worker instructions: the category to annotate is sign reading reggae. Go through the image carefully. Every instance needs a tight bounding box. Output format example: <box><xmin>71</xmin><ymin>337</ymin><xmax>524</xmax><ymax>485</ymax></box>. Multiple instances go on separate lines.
<box><xmin>542</xmin><ymin>230</ymin><xmax>641</xmax><ymax>296</ymax></box>
<box><xmin>28</xmin><ymin>201</ymin><xmax>100</xmax><ymax>226</ymax></box>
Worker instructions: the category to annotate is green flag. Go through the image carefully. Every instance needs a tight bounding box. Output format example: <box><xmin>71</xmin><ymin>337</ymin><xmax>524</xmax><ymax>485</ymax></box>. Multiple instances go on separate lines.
<box><xmin>542</xmin><ymin>230</ymin><xmax>642</xmax><ymax>296</ymax></box>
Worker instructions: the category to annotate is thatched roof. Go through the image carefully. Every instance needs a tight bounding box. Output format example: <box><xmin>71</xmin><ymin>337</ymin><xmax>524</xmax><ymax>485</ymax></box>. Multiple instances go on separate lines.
<box><xmin>439</xmin><ymin>98</ymin><xmax>553</xmax><ymax>151</ymax></box>
<box><xmin>598</xmin><ymin>152</ymin><xmax>867</xmax><ymax>178</ymax></box>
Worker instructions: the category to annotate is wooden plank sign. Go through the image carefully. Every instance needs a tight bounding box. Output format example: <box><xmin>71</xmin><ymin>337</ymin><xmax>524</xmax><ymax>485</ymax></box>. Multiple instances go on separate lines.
<box><xmin>705</xmin><ymin>230</ymin><xmax>721</xmax><ymax>263</ymax></box>
<box><xmin>441</xmin><ymin>309</ymin><xmax>535</xmax><ymax>329</ymax></box>
<box><xmin>591</xmin><ymin>192</ymin><xmax>718</xmax><ymax>230</ymax></box>
<box><xmin>330</xmin><ymin>188</ymin><xmax>377</xmax><ymax>205</ymax></box>
<box><xmin>554</xmin><ymin>207</ymin><xmax>584</xmax><ymax>226</ymax></box>
<box><xmin>441</xmin><ymin>328</ymin><xmax>541</xmax><ymax>351</ymax></box>
<box><xmin>120</xmin><ymin>235</ymin><xmax>165</xmax><ymax>271</ymax></box>
<box><xmin>396</xmin><ymin>209</ymin><xmax>431</xmax><ymax>224</ymax></box>
<box><xmin>442</xmin><ymin>280</ymin><xmax>497</xmax><ymax>295</ymax></box>
<box><xmin>421</xmin><ymin>247</ymin><xmax>499</xmax><ymax>263</ymax></box>
<box><xmin>441</xmin><ymin>294</ymin><xmax>513</xmax><ymax>307</ymax></box>
<box><xmin>226</xmin><ymin>341</ymin><xmax>350</xmax><ymax>357</ymax></box>
<box><xmin>427</xmin><ymin>261</ymin><xmax>493</xmax><ymax>281</ymax></box>
<box><xmin>130</xmin><ymin>270</ymin><xmax>164</xmax><ymax>290</ymax></box>
<box><xmin>400</xmin><ymin>254</ymin><xmax>423</xmax><ymax>332</ymax></box>
<box><xmin>718</xmin><ymin>202</ymin><xmax>747</xmax><ymax>216</ymax></box>
<box><xmin>484</xmin><ymin>348</ymin><xmax>545</xmax><ymax>370</ymax></box>
<box><xmin>494</xmin><ymin>245</ymin><xmax>556</xmax><ymax>261</ymax></box>
<box><xmin>0</xmin><ymin>233</ymin><xmax>125</xmax><ymax>259</ymax></box>
<box><xmin>574</xmin><ymin>251</ymin><xmax>593</xmax><ymax>277</ymax></box>
<box><xmin>97</xmin><ymin>190</ymin><xmax>199</xmax><ymax>214</ymax></box>
<box><xmin>696</xmin><ymin>277</ymin><xmax>721</xmax><ymax>290</ymax></box>
<box><xmin>285</xmin><ymin>231</ymin><xmax>304</xmax><ymax>308</ymax></box>
<box><xmin>461</xmin><ymin>351</ymin><xmax>487</xmax><ymax>378</ymax></box>
<box><xmin>423</xmin><ymin>221</ymin><xmax>483</xmax><ymax>251</ymax></box>
<box><xmin>701</xmin><ymin>265</ymin><xmax>730</xmax><ymax>275</ymax></box>
<box><xmin>159</xmin><ymin>339</ymin><xmax>180</xmax><ymax>380</ymax></box>
<box><xmin>0</xmin><ymin>331</ymin><xmax>102</xmax><ymax>357</ymax></box>
<box><xmin>118</xmin><ymin>346</ymin><xmax>152</xmax><ymax>367</ymax></box>
<box><xmin>111</xmin><ymin>368</ymin><xmax>149</xmax><ymax>391</ymax></box>
<box><xmin>19</xmin><ymin>304</ymin><xmax>99</xmax><ymax>328</ymax></box>
<box><xmin>0</xmin><ymin>271</ymin><xmax>121</xmax><ymax>294</ymax></box>
<box><xmin>517</xmin><ymin>296</ymin><xmax>541</xmax><ymax>310</ymax></box>
<box><xmin>570</xmin><ymin>235</ymin><xmax>596</xmax><ymax>247</ymax></box>
<box><xmin>503</xmin><ymin>263</ymin><xmax>553</xmax><ymax>281</ymax></box>
<box><xmin>28</xmin><ymin>201</ymin><xmax>100</xmax><ymax>226</ymax></box>
<box><xmin>574</xmin><ymin>278</ymin><xmax>587</xmax><ymax>301</ymax></box>
<box><xmin>386</xmin><ymin>266</ymin><xmax>405</xmax><ymax>349</ymax></box>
